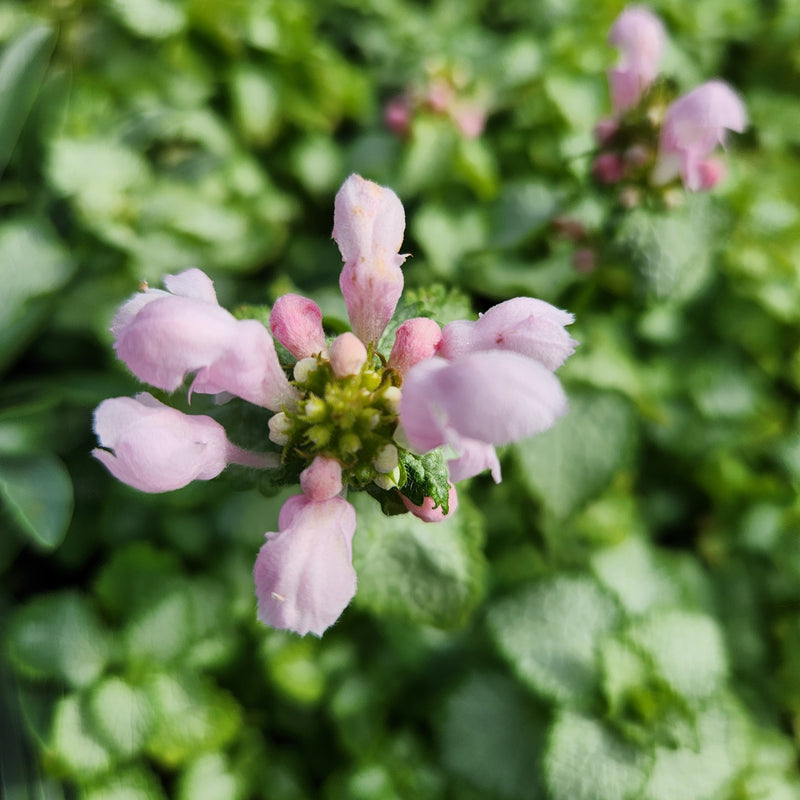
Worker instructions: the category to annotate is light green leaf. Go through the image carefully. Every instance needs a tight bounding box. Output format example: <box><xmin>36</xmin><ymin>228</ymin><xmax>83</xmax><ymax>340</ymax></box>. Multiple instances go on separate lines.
<box><xmin>545</xmin><ymin>711</ymin><xmax>652</xmax><ymax>800</ymax></box>
<box><xmin>6</xmin><ymin>592</ymin><xmax>109</xmax><ymax>689</ymax></box>
<box><xmin>514</xmin><ymin>390</ymin><xmax>637</xmax><ymax>518</ymax></box>
<box><xmin>106</xmin><ymin>0</ymin><xmax>187</xmax><ymax>39</ymax></box>
<box><xmin>351</xmin><ymin>494</ymin><xmax>486</xmax><ymax>629</ymax></box>
<box><xmin>0</xmin><ymin>454</ymin><xmax>73</xmax><ymax>550</ymax></box>
<box><xmin>0</xmin><ymin>24</ymin><xmax>55</xmax><ymax>175</ymax></box>
<box><xmin>487</xmin><ymin>575</ymin><xmax>620</xmax><ymax>703</ymax></box>
<box><xmin>627</xmin><ymin>610</ymin><xmax>728</xmax><ymax>701</ymax></box>
<box><xmin>143</xmin><ymin>672</ymin><xmax>242</xmax><ymax>768</ymax></box>
<box><xmin>412</xmin><ymin>204</ymin><xmax>487</xmax><ymax>276</ymax></box>
<box><xmin>488</xmin><ymin>181</ymin><xmax>561</xmax><ymax>248</ymax></box>
<box><xmin>231</xmin><ymin>65</ymin><xmax>281</xmax><ymax>147</ymax></box>
<box><xmin>48</xmin><ymin>694</ymin><xmax>113</xmax><ymax>781</ymax></box>
<box><xmin>88</xmin><ymin>677</ymin><xmax>154</xmax><ymax>759</ymax></box>
<box><xmin>440</xmin><ymin>672</ymin><xmax>548</xmax><ymax>799</ymax></box>
<box><xmin>81</xmin><ymin>767</ymin><xmax>169</xmax><ymax>800</ymax></box>
<box><xmin>177</xmin><ymin>753</ymin><xmax>246</xmax><ymax>800</ymax></box>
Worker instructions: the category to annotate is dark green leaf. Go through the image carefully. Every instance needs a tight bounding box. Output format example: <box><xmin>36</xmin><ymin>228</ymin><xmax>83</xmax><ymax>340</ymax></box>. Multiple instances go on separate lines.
<box><xmin>398</xmin><ymin>449</ymin><xmax>451</xmax><ymax>514</ymax></box>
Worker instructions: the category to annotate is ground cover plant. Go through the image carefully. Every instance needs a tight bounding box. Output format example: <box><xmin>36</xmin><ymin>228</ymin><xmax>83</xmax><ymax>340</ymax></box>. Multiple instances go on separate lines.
<box><xmin>2</xmin><ymin>1</ymin><xmax>800</xmax><ymax>798</ymax></box>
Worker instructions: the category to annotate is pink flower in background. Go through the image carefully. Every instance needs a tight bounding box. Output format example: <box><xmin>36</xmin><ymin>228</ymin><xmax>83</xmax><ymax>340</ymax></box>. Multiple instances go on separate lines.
<box><xmin>652</xmin><ymin>80</ymin><xmax>747</xmax><ymax>190</ymax></box>
<box><xmin>94</xmin><ymin>173</ymin><xmax>576</xmax><ymax>636</ymax></box>
<box><xmin>607</xmin><ymin>5</ymin><xmax>666</xmax><ymax>113</ymax></box>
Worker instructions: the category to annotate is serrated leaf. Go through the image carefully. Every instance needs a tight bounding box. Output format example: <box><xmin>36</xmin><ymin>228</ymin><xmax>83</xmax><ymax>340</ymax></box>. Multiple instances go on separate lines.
<box><xmin>398</xmin><ymin>449</ymin><xmax>450</xmax><ymax>514</ymax></box>
<box><xmin>514</xmin><ymin>389</ymin><xmax>637</xmax><ymax>517</ymax></box>
<box><xmin>0</xmin><ymin>454</ymin><xmax>73</xmax><ymax>550</ymax></box>
<box><xmin>545</xmin><ymin>711</ymin><xmax>651</xmax><ymax>800</ymax></box>
<box><xmin>0</xmin><ymin>24</ymin><xmax>55</xmax><ymax>175</ymax></box>
<box><xmin>487</xmin><ymin>575</ymin><xmax>620</xmax><ymax>703</ymax></box>
<box><xmin>351</xmin><ymin>493</ymin><xmax>486</xmax><ymax>629</ymax></box>
<box><xmin>439</xmin><ymin>672</ymin><xmax>547</xmax><ymax>800</ymax></box>
<box><xmin>6</xmin><ymin>592</ymin><xmax>109</xmax><ymax>689</ymax></box>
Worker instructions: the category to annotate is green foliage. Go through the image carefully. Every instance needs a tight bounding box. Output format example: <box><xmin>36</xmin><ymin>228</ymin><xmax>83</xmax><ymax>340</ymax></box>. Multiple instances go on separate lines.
<box><xmin>2</xmin><ymin>0</ymin><xmax>800</xmax><ymax>797</ymax></box>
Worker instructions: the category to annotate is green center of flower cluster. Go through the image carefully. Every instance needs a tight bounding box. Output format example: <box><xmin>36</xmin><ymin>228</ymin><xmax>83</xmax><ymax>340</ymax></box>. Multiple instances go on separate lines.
<box><xmin>281</xmin><ymin>355</ymin><xmax>402</xmax><ymax>489</ymax></box>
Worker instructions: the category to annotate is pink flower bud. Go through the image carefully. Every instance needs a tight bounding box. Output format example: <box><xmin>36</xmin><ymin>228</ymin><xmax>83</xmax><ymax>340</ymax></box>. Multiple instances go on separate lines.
<box><xmin>388</xmin><ymin>317</ymin><xmax>442</xmax><ymax>377</ymax></box>
<box><xmin>439</xmin><ymin>297</ymin><xmax>577</xmax><ymax>372</ymax></box>
<box><xmin>426</xmin><ymin>78</ymin><xmax>454</xmax><ymax>113</ymax></box>
<box><xmin>592</xmin><ymin>153</ymin><xmax>627</xmax><ymax>184</ymax></box>
<box><xmin>254</xmin><ymin>495</ymin><xmax>357</xmax><ymax>636</ymax></box>
<box><xmin>607</xmin><ymin>5</ymin><xmax>666</xmax><ymax>113</ymax></box>
<box><xmin>384</xmin><ymin>95</ymin><xmax>412</xmax><ymax>136</ymax></box>
<box><xmin>697</xmin><ymin>157</ymin><xmax>726</xmax><ymax>190</ymax></box>
<box><xmin>594</xmin><ymin>117</ymin><xmax>619</xmax><ymax>145</ymax></box>
<box><xmin>652</xmin><ymin>80</ymin><xmax>747</xmax><ymax>191</ymax></box>
<box><xmin>270</xmin><ymin>293</ymin><xmax>327</xmax><ymax>359</ymax></box>
<box><xmin>452</xmin><ymin>104</ymin><xmax>487</xmax><ymax>139</ymax></box>
<box><xmin>329</xmin><ymin>332</ymin><xmax>367</xmax><ymax>378</ymax></box>
<box><xmin>92</xmin><ymin>393</ymin><xmax>235</xmax><ymax>493</ymax></box>
<box><xmin>401</xmin><ymin>484</ymin><xmax>459</xmax><ymax>522</ymax></box>
<box><xmin>300</xmin><ymin>456</ymin><xmax>343</xmax><ymax>501</ymax></box>
<box><xmin>333</xmin><ymin>174</ymin><xmax>408</xmax><ymax>345</ymax></box>
<box><xmin>572</xmin><ymin>248</ymin><xmax>597</xmax><ymax>273</ymax></box>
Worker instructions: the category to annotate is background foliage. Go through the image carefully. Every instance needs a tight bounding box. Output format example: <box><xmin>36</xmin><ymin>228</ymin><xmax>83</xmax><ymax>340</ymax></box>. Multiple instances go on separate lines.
<box><xmin>2</xmin><ymin>0</ymin><xmax>799</xmax><ymax>798</ymax></box>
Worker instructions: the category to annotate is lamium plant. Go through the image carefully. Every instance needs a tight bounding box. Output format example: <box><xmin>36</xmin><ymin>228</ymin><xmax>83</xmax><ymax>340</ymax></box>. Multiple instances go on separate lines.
<box><xmin>93</xmin><ymin>174</ymin><xmax>577</xmax><ymax>636</ymax></box>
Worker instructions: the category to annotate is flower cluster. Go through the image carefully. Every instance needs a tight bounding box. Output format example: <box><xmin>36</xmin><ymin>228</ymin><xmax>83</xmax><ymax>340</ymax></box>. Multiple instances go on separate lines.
<box><xmin>384</xmin><ymin>63</ymin><xmax>487</xmax><ymax>140</ymax></box>
<box><xmin>92</xmin><ymin>174</ymin><xmax>576</xmax><ymax>636</ymax></box>
<box><xmin>592</xmin><ymin>5</ymin><xmax>747</xmax><ymax>197</ymax></box>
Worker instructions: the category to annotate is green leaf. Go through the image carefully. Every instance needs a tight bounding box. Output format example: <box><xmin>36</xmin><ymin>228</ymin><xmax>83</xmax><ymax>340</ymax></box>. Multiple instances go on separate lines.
<box><xmin>398</xmin><ymin>449</ymin><xmax>451</xmax><ymax>514</ymax></box>
<box><xmin>6</xmin><ymin>592</ymin><xmax>109</xmax><ymax>689</ymax></box>
<box><xmin>143</xmin><ymin>671</ymin><xmax>242</xmax><ymax>768</ymax></box>
<box><xmin>545</xmin><ymin>711</ymin><xmax>651</xmax><ymax>800</ymax></box>
<box><xmin>439</xmin><ymin>672</ymin><xmax>548</xmax><ymax>800</ymax></box>
<box><xmin>0</xmin><ymin>454</ymin><xmax>73</xmax><ymax>550</ymax></box>
<box><xmin>626</xmin><ymin>610</ymin><xmax>728</xmax><ymax>701</ymax></box>
<box><xmin>0</xmin><ymin>24</ymin><xmax>55</xmax><ymax>175</ymax></box>
<box><xmin>488</xmin><ymin>181</ymin><xmax>562</xmax><ymax>248</ymax></box>
<box><xmin>487</xmin><ymin>575</ymin><xmax>620</xmax><ymax>703</ymax></box>
<box><xmin>47</xmin><ymin>694</ymin><xmax>113</xmax><ymax>782</ymax></box>
<box><xmin>230</xmin><ymin>65</ymin><xmax>281</xmax><ymax>147</ymax></box>
<box><xmin>351</xmin><ymin>493</ymin><xmax>486</xmax><ymax>629</ymax></box>
<box><xmin>514</xmin><ymin>389</ymin><xmax>637</xmax><ymax>518</ymax></box>
<box><xmin>177</xmin><ymin>754</ymin><xmax>246</xmax><ymax>800</ymax></box>
<box><xmin>106</xmin><ymin>0</ymin><xmax>187</xmax><ymax>39</ymax></box>
<box><xmin>411</xmin><ymin>204</ymin><xmax>487</xmax><ymax>277</ymax></box>
<box><xmin>81</xmin><ymin>767</ymin><xmax>169</xmax><ymax>800</ymax></box>
<box><xmin>87</xmin><ymin>677</ymin><xmax>154</xmax><ymax>759</ymax></box>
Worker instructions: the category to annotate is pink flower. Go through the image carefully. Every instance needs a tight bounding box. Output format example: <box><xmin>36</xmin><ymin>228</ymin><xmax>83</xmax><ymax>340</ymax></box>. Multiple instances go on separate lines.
<box><xmin>607</xmin><ymin>5</ymin><xmax>666</xmax><ymax>113</ymax></box>
<box><xmin>113</xmin><ymin>268</ymin><xmax>297</xmax><ymax>411</ymax></box>
<box><xmin>254</xmin><ymin>495</ymin><xmax>357</xmax><ymax>637</ymax></box>
<box><xmin>592</xmin><ymin>152</ymin><xmax>627</xmax><ymax>184</ymax></box>
<box><xmin>652</xmin><ymin>80</ymin><xmax>747</xmax><ymax>191</ymax></box>
<box><xmin>269</xmin><ymin>293</ymin><xmax>327</xmax><ymax>359</ymax></box>
<box><xmin>92</xmin><ymin>393</ymin><xmax>273</xmax><ymax>493</ymax></box>
<box><xmin>438</xmin><ymin>297</ymin><xmax>577</xmax><ymax>371</ymax></box>
<box><xmin>334</xmin><ymin>174</ymin><xmax>408</xmax><ymax>345</ymax></box>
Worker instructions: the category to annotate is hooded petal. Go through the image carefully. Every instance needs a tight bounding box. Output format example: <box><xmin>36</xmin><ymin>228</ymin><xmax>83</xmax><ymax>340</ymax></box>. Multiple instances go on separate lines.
<box><xmin>607</xmin><ymin>5</ymin><xmax>666</xmax><ymax>113</ymax></box>
<box><xmin>92</xmin><ymin>393</ymin><xmax>232</xmax><ymax>492</ymax></box>
<box><xmin>400</xmin><ymin>352</ymin><xmax>568</xmax><ymax>453</ymax></box>
<box><xmin>439</xmin><ymin>298</ymin><xmax>577</xmax><ymax>371</ymax></box>
<box><xmin>254</xmin><ymin>495</ymin><xmax>357</xmax><ymax>636</ymax></box>
<box><xmin>269</xmin><ymin>293</ymin><xmax>328</xmax><ymax>359</ymax></box>
<box><xmin>653</xmin><ymin>80</ymin><xmax>747</xmax><ymax>190</ymax></box>
<box><xmin>447</xmin><ymin>438</ymin><xmax>502</xmax><ymax>483</ymax></box>
<box><xmin>333</xmin><ymin>174</ymin><xmax>408</xmax><ymax>345</ymax></box>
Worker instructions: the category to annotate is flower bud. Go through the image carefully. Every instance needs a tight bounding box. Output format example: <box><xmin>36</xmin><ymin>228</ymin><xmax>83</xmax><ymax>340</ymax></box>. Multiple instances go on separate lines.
<box><xmin>372</xmin><ymin>444</ymin><xmax>399</xmax><ymax>474</ymax></box>
<box><xmin>294</xmin><ymin>357</ymin><xmax>318</xmax><ymax>383</ymax></box>
<box><xmin>401</xmin><ymin>484</ymin><xmax>459</xmax><ymax>522</ymax></box>
<box><xmin>329</xmin><ymin>332</ymin><xmax>368</xmax><ymax>378</ymax></box>
<box><xmin>268</xmin><ymin>412</ymin><xmax>292</xmax><ymax>445</ymax></box>
<box><xmin>389</xmin><ymin>317</ymin><xmax>442</xmax><ymax>377</ymax></box>
<box><xmin>270</xmin><ymin>293</ymin><xmax>327</xmax><ymax>359</ymax></box>
<box><xmin>300</xmin><ymin>456</ymin><xmax>343</xmax><ymax>501</ymax></box>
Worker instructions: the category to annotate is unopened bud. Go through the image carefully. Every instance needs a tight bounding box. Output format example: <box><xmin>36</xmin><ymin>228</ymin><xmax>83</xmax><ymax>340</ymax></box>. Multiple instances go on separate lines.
<box><xmin>592</xmin><ymin>153</ymin><xmax>626</xmax><ymax>184</ymax></box>
<box><xmin>373</xmin><ymin>444</ymin><xmax>399</xmax><ymax>474</ymax></box>
<box><xmin>383</xmin><ymin>386</ymin><xmax>402</xmax><ymax>413</ymax></box>
<box><xmin>340</xmin><ymin>432</ymin><xmax>361</xmax><ymax>455</ymax></box>
<box><xmin>268</xmin><ymin>412</ymin><xmax>292</xmax><ymax>445</ymax></box>
<box><xmin>329</xmin><ymin>332</ymin><xmax>367</xmax><ymax>378</ymax></box>
<box><xmin>302</xmin><ymin>396</ymin><xmax>327</xmax><ymax>423</ymax></box>
<box><xmin>306</xmin><ymin>424</ymin><xmax>331</xmax><ymax>447</ymax></box>
<box><xmin>300</xmin><ymin>456</ymin><xmax>343</xmax><ymax>501</ymax></box>
<box><xmin>293</xmin><ymin>357</ymin><xmax>318</xmax><ymax>383</ymax></box>
<box><xmin>374</xmin><ymin>465</ymin><xmax>402</xmax><ymax>490</ymax></box>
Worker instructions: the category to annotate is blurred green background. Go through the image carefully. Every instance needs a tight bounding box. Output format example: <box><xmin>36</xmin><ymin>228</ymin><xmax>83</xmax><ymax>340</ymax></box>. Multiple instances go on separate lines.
<box><xmin>2</xmin><ymin>0</ymin><xmax>800</xmax><ymax>798</ymax></box>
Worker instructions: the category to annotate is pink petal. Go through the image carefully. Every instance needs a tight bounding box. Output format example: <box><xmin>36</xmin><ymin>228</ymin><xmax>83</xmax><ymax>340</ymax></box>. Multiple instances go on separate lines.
<box><xmin>389</xmin><ymin>317</ymin><xmax>442</xmax><ymax>377</ymax></box>
<box><xmin>607</xmin><ymin>5</ymin><xmax>666</xmax><ymax>113</ymax></box>
<box><xmin>269</xmin><ymin>293</ymin><xmax>327</xmax><ymax>359</ymax></box>
<box><xmin>92</xmin><ymin>393</ymin><xmax>231</xmax><ymax>492</ymax></box>
<box><xmin>254</xmin><ymin>496</ymin><xmax>357</xmax><ymax>636</ymax></box>
<box><xmin>447</xmin><ymin>438</ymin><xmax>502</xmax><ymax>483</ymax></box>
<box><xmin>333</xmin><ymin>174</ymin><xmax>408</xmax><ymax>345</ymax></box>
<box><xmin>328</xmin><ymin>332</ymin><xmax>368</xmax><ymax>378</ymax></box>
<box><xmin>399</xmin><ymin>352</ymin><xmax>568</xmax><ymax>452</ymax></box>
<box><xmin>439</xmin><ymin>298</ymin><xmax>577</xmax><ymax>371</ymax></box>
<box><xmin>162</xmin><ymin>268</ymin><xmax>219</xmax><ymax>304</ymax></box>
<box><xmin>401</xmin><ymin>484</ymin><xmax>459</xmax><ymax>522</ymax></box>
